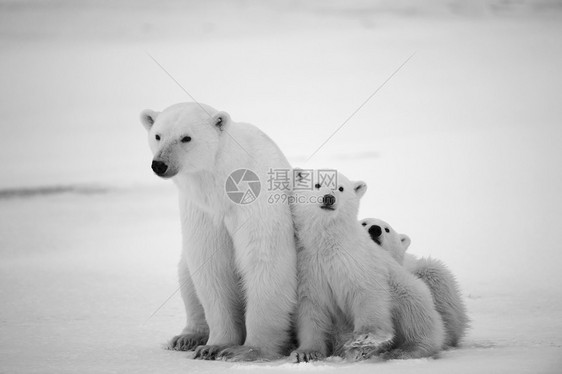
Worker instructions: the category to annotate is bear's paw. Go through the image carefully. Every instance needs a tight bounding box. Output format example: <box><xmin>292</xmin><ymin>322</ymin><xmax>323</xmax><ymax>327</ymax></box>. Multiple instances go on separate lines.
<box><xmin>290</xmin><ymin>349</ymin><xmax>325</xmax><ymax>363</ymax></box>
<box><xmin>343</xmin><ymin>331</ymin><xmax>393</xmax><ymax>350</ymax></box>
<box><xmin>217</xmin><ymin>345</ymin><xmax>280</xmax><ymax>362</ymax></box>
<box><xmin>168</xmin><ymin>332</ymin><xmax>208</xmax><ymax>351</ymax></box>
<box><xmin>193</xmin><ymin>344</ymin><xmax>230</xmax><ymax>360</ymax></box>
<box><xmin>344</xmin><ymin>346</ymin><xmax>382</xmax><ymax>361</ymax></box>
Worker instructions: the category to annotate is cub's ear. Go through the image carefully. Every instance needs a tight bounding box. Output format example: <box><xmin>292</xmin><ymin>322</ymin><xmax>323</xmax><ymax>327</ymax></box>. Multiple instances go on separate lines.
<box><xmin>353</xmin><ymin>181</ymin><xmax>367</xmax><ymax>198</ymax></box>
<box><xmin>399</xmin><ymin>234</ymin><xmax>411</xmax><ymax>250</ymax></box>
<box><xmin>213</xmin><ymin>111</ymin><xmax>230</xmax><ymax>131</ymax></box>
<box><xmin>140</xmin><ymin>109</ymin><xmax>159</xmax><ymax>131</ymax></box>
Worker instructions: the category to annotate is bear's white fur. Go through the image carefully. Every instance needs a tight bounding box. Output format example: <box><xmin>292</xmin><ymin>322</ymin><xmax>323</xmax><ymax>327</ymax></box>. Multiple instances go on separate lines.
<box><xmin>360</xmin><ymin>218</ymin><xmax>469</xmax><ymax>347</ymax></box>
<box><xmin>290</xmin><ymin>171</ymin><xmax>444</xmax><ymax>362</ymax></box>
<box><xmin>141</xmin><ymin>103</ymin><xmax>297</xmax><ymax>361</ymax></box>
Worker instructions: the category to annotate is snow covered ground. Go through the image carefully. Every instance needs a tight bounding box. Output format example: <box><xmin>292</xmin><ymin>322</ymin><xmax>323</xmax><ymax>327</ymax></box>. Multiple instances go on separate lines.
<box><xmin>1</xmin><ymin>1</ymin><xmax>562</xmax><ymax>372</ymax></box>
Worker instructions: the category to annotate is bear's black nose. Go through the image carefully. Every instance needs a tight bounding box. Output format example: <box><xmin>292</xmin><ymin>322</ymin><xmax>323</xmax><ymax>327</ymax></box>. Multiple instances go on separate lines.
<box><xmin>151</xmin><ymin>160</ymin><xmax>168</xmax><ymax>176</ymax></box>
<box><xmin>368</xmin><ymin>225</ymin><xmax>382</xmax><ymax>245</ymax></box>
<box><xmin>322</xmin><ymin>194</ymin><xmax>335</xmax><ymax>207</ymax></box>
<box><xmin>368</xmin><ymin>225</ymin><xmax>382</xmax><ymax>238</ymax></box>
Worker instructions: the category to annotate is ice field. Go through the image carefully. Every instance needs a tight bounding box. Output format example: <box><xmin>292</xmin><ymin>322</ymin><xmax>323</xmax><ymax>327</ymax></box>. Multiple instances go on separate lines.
<box><xmin>1</xmin><ymin>1</ymin><xmax>561</xmax><ymax>373</ymax></box>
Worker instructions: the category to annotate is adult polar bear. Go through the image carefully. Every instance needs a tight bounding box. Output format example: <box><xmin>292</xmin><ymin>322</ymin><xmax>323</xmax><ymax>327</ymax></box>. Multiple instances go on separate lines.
<box><xmin>140</xmin><ymin>102</ymin><xmax>297</xmax><ymax>361</ymax></box>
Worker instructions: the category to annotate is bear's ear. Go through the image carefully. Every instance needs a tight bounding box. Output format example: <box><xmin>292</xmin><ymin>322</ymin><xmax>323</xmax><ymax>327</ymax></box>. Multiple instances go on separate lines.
<box><xmin>140</xmin><ymin>109</ymin><xmax>159</xmax><ymax>131</ymax></box>
<box><xmin>353</xmin><ymin>181</ymin><xmax>367</xmax><ymax>198</ymax></box>
<box><xmin>213</xmin><ymin>111</ymin><xmax>230</xmax><ymax>131</ymax></box>
<box><xmin>399</xmin><ymin>234</ymin><xmax>411</xmax><ymax>250</ymax></box>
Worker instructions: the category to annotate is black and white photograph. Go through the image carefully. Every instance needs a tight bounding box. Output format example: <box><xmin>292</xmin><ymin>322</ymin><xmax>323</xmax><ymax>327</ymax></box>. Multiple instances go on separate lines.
<box><xmin>1</xmin><ymin>0</ymin><xmax>561</xmax><ymax>373</ymax></box>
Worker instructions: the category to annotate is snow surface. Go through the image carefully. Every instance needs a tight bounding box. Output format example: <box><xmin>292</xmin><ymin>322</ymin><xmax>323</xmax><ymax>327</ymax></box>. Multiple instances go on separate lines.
<box><xmin>1</xmin><ymin>1</ymin><xmax>562</xmax><ymax>373</ymax></box>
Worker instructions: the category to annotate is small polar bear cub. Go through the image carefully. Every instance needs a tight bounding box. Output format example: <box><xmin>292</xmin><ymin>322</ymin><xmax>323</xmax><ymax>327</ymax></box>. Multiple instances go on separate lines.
<box><xmin>291</xmin><ymin>170</ymin><xmax>444</xmax><ymax>362</ymax></box>
<box><xmin>361</xmin><ymin>218</ymin><xmax>412</xmax><ymax>265</ymax></box>
<box><xmin>360</xmin><ymin>218</ymin><xmax>469</xmax><ymax>347</ymax></box>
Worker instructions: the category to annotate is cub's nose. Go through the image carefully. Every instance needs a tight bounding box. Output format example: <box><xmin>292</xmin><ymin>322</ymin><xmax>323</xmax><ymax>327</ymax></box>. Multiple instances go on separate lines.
<box><xmin>151</xmin><ymin>160</ymin><xmax>168</xmax><ymax>176</ymax></box>
<box><xmin>322</xmin><ymin>194</ymin><xmax>335</xmax><ymax>207</ymax></box>
<box><xmin>368</xmin><ymin>225</ymin><xmax>382</xmax><ymax>238</ymax></box>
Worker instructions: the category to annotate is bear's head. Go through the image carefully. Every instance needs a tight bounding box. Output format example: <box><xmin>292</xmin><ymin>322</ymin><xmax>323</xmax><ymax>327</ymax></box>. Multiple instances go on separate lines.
<box><xmin>291</xmin><ymin>169</ymin><xmax>367</xmax><ymax>227</ymax></box>
<box><xmin>140</xmin><ymin>102</ymin><xmax>230</xmax><ymax>178</ymax></box>
<box><xmin>359</xmin><ymin>217</ymin><xmax>411</xmax><ymax>264</ymax></box>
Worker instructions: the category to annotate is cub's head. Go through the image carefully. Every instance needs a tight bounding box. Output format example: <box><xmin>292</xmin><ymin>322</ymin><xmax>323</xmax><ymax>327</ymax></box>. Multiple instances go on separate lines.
<box><xmin>359</xmin><ymin>218</ymin><xmax>411</xmax><ymax>264</ymax></box>
<box><xmin>140</xmin><ymin>102</ymin><xmax>230</xmax><ymax>178</ymax></box>
<box><xmin>291</xmin><ymin>169</ymin><xmax>367</xmax><ymax>227</ymax></box>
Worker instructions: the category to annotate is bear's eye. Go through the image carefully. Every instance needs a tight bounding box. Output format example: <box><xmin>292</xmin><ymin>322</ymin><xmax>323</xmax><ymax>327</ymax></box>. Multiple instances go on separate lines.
<box><xmin>385</xmin><ymin>227</ymin><xmax>390</xmax><ymax>233</ymax></box>
<box><xmin>314</xmin><ymin>183</ymin><xmax>321</xmax><ymax>189</ymax></box>
<box><xmin>181</xmin><ymin>136</ymin><xmax>192</xmax><ymax>143</ymax></box>
<box><xmin>338</xmin><ymin>186</ymin><xmax>344</xmax><ymax>192</ymax></box>
<box><xmin>361</xmin><ymin>222</ymin><xmax>367</xmax><ymax>226</ymax></box>
<box><xmin>155</xmin><ymin>134</ymin><xmax>160</xmax><ymax>141</ymax></box>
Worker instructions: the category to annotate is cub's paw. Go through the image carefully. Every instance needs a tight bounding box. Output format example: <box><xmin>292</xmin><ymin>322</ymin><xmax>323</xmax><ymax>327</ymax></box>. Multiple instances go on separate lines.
<box><xmin>193</xmin><ymin>344</ymin><xmax>228</xmax><ymax>360</ymax></box>
<box><xmin>168</xmin><ymin>332</ymin><xmax>208</xmax><ymax>351</ymax></box>
<box><xmin>343</xmin><ymin>331</ymin><xmax>393</xmax><ymax>350</ymax></box>
<box><xmin>344</xmin><ymin>346</ymin><xmax>380</xmax><ymax>361</ymax></box>
<box><xmin>382</xmin><ymin>348</ymin><xmax>408</xmax><ymax>360</ymax></box>
<box><xmin>218</xmin><ymin>346</ymin><xmax>279</xmax><ymax>362</ymax></box>
<box><xmin>290</xmin><ymin>349</ymin><xmax>325</xmax><ymax>363</ymax></box>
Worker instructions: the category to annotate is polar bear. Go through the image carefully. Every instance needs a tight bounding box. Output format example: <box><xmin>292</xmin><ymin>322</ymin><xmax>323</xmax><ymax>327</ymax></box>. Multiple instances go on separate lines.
<box><xmin>140</xmin><ymin>102</ymin><xmax>297</xmax><ymax>361</ymax></box>
<box><xmin>290</xmin><ymin>171</ymin><xmax>444</xmax><ymax>362</ymax></box>
<box><xmin>361</xmin><ymin>218</ymin><xmax>411</xmax><ymax>265</ymax></box>
<box><xmin>360</xmin><ymin>218</ymin><xmax>469</xmax><ymax>347</ymax></box>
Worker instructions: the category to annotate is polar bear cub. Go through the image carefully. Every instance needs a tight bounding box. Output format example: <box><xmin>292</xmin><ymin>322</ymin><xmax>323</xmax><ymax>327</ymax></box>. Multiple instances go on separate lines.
<box><xmin>291</xmin><ymin>170</ymin><xmax>444</xmax><ymax>361</ymax></box>
<box><xmin>361</xmin><ymin>218</ymin><xmax>411</xmax><ymax>265</ymax></box>
<box><xmin>360</xmin><ymin>218</ymin><xmax>469</xmax><ymax>347</ymax></box>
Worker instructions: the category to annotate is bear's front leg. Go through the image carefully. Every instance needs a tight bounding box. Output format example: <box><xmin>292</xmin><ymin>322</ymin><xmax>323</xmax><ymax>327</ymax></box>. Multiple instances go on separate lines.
<box><xmin>290</xmin><ymin>297</ymin><xmax>330</xmax><ymax>363</ymax></box>
<box><xmin>345</xmin><ymin>287</ymin><xmax>394</xmax><ymax>360</ymax></box>
<box><xmin>168</xmin><ymin>257</ymin><xmax>209</xmax><ymax>351</ymax></box>
<box><xmin>183</xmin><ymin>212</ymin><xmax>245</xmax><ymax>360</ymax></box>
<box><xmin>218</xmin><ymin>213</ymin><xmax>297</xmax><ymax>361</ymax></box>
<box><xmin>290</xmin><ymin>253</ymin><xmax>331</xmax><ymax>363</ymax></box>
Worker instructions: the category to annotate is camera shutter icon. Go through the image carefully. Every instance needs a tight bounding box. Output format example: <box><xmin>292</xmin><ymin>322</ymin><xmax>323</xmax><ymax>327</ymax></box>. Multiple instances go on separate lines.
<box><xmin>226</xmin><ymin>169</ymin><xmax>261</xmax><ymax>205</ymax></box>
